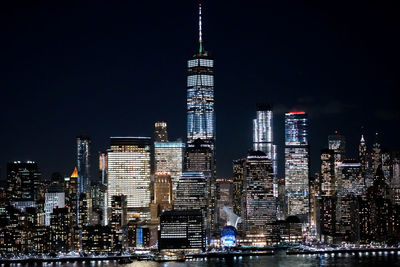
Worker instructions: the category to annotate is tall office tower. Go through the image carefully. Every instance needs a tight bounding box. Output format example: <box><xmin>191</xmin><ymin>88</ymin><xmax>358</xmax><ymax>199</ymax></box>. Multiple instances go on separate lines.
<box><xmin>90</xmin><ymin>182</ymin><xmax>107</xmax><ymax>225</ymax></box>
<box><xmin>215</xmin><ymin>178</ymin><xmax>233</xmax><ymax>229</ymax></box>
<box><xmin>242</xmin><ymin>151</ymin><xmax>275</xmax><ymax>235</ymax></box>
<box><xmin>391</xmin><ymin>152</ymin><xmax>400</xmax><ymax>205</ymax></box>
<box><xmin>284</xmin><ymin>111</ymin><xmax>310</xmax><ymax>222</ymax></box>
<box><xmin>174</xmin><ymin>172</ymin><xmax>207</xmax><ymax>211</ymax></box>
<box><xmin>78</xmin><ymin>193</ymin><xmax>92</xmax><ymax>228</ymax></box>
<box><xmin>110</xmin><ymin>195</ymin><xmax>127</xmax><ymax>252</ymax></box>
<box><xmin>154</xmin><ymin>121</ymin><xmax>168</xmax><ymax>142</ymax></box>
<box><xmin>232</xmin><ymin>159</ymin><xmax>245</xmax><ymax>218</ymax></box>
<box><xmin>381</xmin><ymin>148</ymin><xmax>392</xmax><ymax>183</ymax></box>
<box><xmin>184</xmin><ymin>139</ymin><xmax>215</xmax><ymax>233</ymax></box>
<box><xmin>98</xmin><ymin>151</ymin><xmax>108</xmax><ymax>185</ymax></box>
<box><xmin>372</xmin><ymin>132</ymin><xmax>382</xmax><ymax>175</ymax></box>
<box><xmin>107</xmin><ymin>137</ymin><xmax>151</xmax><ymax>218</ymax></box>
<box><xmin>328</xmin><ymin>131</ymin><xmax>346</xmax><ymax>162</ymax></box>
<box><xmin>153</xmin><ymin>172</ymin><xmax>173</xmax><ymax>211</ymax></box>
<box><xmin>359</xmin><ymin>135</ymin><xmax>367</xmax><ymax>177</ymax></box>
<box><xmin>187</xmin><ymin>3</ymin><xmax>215</xmax><ymax>152</ymax></box>
<box><xmin>154</xmin><ymin>141</ymin><xmax>185</xmax><ymax>198</ymax></box>
<box><xmin>50</xmin><ymin>207</ymin><xmax>73</xmax><ymax>252</ymax></box>
<box><xmin>339</xmin><ymin>159</ymin><xmax>363</xmax><ymax>195</ymax></box>
<box><xmin>65</xmin><ymin>167</ymin><xmax>79</xmax><ymax>225</ymax></box>
<box><xmin>7</xmin><ymin>161</ymin><xmax>41</xmax><ymax>205</ymax></box>
<box><xmin>320</xmin><ymin>149</ymin><xmax>335</xmax><ymax>196</ymax></box>
<box><xmin>77</xmin><ymin>136</ymin><xmax>91</xmax><ymax>194</ymax></box>
<box><xmin>253</xmin><ymin>103</ymin><xmax>277</xmax><ymax>176</ymax></box>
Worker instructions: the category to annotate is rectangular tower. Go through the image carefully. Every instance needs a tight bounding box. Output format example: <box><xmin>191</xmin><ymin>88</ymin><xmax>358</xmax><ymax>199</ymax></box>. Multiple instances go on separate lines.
<box><xmin>284</xmin><ymin>111</ymin><xmax>310</xmax><ymax>223</ymax></box>
<box><xmin>107</xmin><ymin>137</ymin><xmax>151</xmax><ymax>219</ymax></box>
<box><xmin>77</xmin><ymin>136</ymin><xmax>91</xmax><ymax>194</ymax></box>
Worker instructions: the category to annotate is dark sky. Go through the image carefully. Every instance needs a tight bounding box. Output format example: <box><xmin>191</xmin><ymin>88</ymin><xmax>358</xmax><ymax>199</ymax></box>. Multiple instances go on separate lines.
<box><xmin>1</xmin><ymin>0</ymin><xmax>399</xmax><ymax>180</ymax></box>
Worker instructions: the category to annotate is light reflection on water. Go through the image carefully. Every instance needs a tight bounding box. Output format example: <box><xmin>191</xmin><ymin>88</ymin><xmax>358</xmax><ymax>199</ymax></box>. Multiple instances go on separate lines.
<box><xmin>6</xmin><ymin>251</ymin><xmax>400</xmax><ymax>267</ymax></box>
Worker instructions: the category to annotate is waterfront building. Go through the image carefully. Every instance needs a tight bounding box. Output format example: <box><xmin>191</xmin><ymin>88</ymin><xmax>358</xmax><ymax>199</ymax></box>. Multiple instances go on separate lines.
<box><xmin>154</xmin><ymin>121</ymin><xmax>168</xmax><ymax>142</ymax></box>
<box><xmin>76</xmin><ymin>136</ymin><xmax>91</xmax><ymax>194</ymax></box>
<box><xmin>107</xmin><ymin>137</ymin><xmax>151</xmax><ymax>218</ymax></box>
<box><xmin>284</xmin><ymin>111</ymin><xmax>310</xmax><ymax>222</ymax></box>
<box><xmin>391</xmin><ymin>152</ymin><xmax>400</xmax><ymax>205</ymax></box>
<box><xmin>159</xmin><ymin>210</ymin><xmax>205</xmax><ymax>251</ymax></box>
<box><xmin>82</xmin><ymin>225</ymin><xmax>112</xmax><ymax>253</ymax></box>
<box><xmin>242</xmin><ymin>151</ymin><xmax>275</xmax><ymax>235</ymax></box>
<box><xmin>110</xmin><ymin>195</ymin><xmax>127</xmax><ymax>252</ymax></box>
<box><xmin>50</xmin><ymin>207</ymin><xmax>72</xmax><ymax>252</ymax></box>
<box><xmin>154</xmin><ymin>141</ymin><xmax>185</xmax><ymax>198</ymax></box>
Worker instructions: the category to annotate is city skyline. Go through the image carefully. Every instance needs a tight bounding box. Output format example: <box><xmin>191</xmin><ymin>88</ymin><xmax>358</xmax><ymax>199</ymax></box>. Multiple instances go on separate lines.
<box><xmin>1</xmin><ymin>1</ymin><xmax>399</xmax><ymax>180</ymax></box>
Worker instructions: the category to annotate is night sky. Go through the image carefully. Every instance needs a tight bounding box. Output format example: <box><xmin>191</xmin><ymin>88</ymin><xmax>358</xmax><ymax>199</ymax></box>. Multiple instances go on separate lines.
<box><xmin>1</xmin><ymin>1</ymin><xmax>399</xmax><ymax>180</ymax></box>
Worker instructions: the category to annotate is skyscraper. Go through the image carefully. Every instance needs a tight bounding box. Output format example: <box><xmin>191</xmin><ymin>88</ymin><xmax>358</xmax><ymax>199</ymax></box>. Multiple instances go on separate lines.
<box><xmin>359</xmin><ymin>134</ymin><xmax>367</xmax><ymax>177</ymax></box>
<box><xmin>284</xmin><ymin>111</ymin><xmax>310</xmax><ymax>222</ymax></box>
<box><xmin>320</xmin><ymin>149</ymin><xmax>335</xmax><ymax>196</ymax></box>
<box><xmin>7</xmin><ymin>161</ymin><xmax>41</xmax><ymax>206</ymax></box>
<box><xmin>77</xmin><ymin>136</ymin><xmax>91</xmax><ymax>194</ymax></box>
<box><xmin>242</xmin><ymin>151</ymin><xmax>275</xmax><ymax>235</ymax></box>
<box><xmin>154</xmin><ymin>121</ymin><xmax>168</xmax><ymax>142</ymax></box>
<box><xmin>98</xmin><ymin>151</ymin><xmax>108</xmax><ymax>186</ymax></box>
<box><xmin>174</xmin><ymin>172</ymin><xmax>207</xmax><ymax>211</ymax></box>
<box><xmin>187</xmin><ymin>3</ymin><xmax>215</xmax><ymax>152</ymax></box>
<box><xmin>154</xmin><ymin>141</ymin><xmax>185</xmax><ymax>198</ymax></box>
<box><xmin>107</xmin><ymin>137</ymin><xmax>151</xmax><ymax>218</ymax></box>
<box><xmin>253</xmin><ymin>103</ymin><xmax>277</xmax><ymax>176</ymax></box>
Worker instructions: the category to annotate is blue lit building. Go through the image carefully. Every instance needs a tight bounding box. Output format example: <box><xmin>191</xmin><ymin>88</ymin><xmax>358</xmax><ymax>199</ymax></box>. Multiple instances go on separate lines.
<box><xmin>220</xmin><ymin>225</ymin><xmax>237</xmax><ymax>247</ymax></box>
<box><xmin>284</xmin><ymin>112</ymin><xmax>310</xmax><ymax>222</ymax></box>
<box><xmin>187</xmin><ymin>4</ymin><xmax>215</xmax><ymax>152</ymax></box>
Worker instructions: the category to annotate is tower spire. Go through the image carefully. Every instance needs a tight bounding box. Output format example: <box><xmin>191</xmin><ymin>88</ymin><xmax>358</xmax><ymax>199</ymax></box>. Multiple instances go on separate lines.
<box><xmin>199</xmin><ymin>3</ymin><xmax>203</xmax><ymax>54</ymax></box>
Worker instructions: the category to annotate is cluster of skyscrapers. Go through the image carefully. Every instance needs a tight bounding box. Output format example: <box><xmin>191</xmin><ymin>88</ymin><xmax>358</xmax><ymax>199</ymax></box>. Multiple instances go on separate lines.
<box><xmin>1</xmin><ymin>3</ymin><xmax>400</xmax><ymax>256</ymax></box>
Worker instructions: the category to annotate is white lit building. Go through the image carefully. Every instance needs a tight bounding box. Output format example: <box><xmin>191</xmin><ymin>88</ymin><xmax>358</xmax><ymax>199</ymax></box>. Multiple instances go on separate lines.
<box><xmin>45</xmin><ymin>192</ymin><xmax>65</xmax><ymax>226</ymax></box>
<box><xmin>107</xmin><ymin>137</ymin><xmax>151</xmax><ymax>218</ymax></box>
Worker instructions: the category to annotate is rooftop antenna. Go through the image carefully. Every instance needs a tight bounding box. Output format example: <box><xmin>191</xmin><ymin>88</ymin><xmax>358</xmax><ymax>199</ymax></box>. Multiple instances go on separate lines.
<box><xmin>199</xmin><ymin>3</ymin><xmax>203</xmax><ymax>54</ymax></box>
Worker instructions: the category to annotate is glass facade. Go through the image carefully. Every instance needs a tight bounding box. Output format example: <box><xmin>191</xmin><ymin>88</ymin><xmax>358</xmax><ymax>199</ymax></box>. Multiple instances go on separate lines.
<box><xmin>186</xmin><ymin>55</ymin><xmax>215</xmax><ymax>150</ymax></box>
<box><xmin>77</xmin><ymin>136</ymin><xmax>91</xmax><ymax>194</ymax></box>
<box><xmin>243</xmin><ymin>152</ymin><xmax>275</xmax><ymax>234</ymax></box>
<box><xmin>284</xmin><ymin>112</ymin><xmax>310</xmax><ymax>221</ymax></box>
<box><xmin>107</xmin><ymin>137</ymin><xmax>151</xmax><ymax>214</ymax></box>
<box><xmin>154</xmin><ymin>141</ymin><xmax>185</xmax><ymax>198</ymax></box>
<box><xmin>252</xmin><ymin>104</ymin><xmax>277</xmax><ymax>176</ymax></box>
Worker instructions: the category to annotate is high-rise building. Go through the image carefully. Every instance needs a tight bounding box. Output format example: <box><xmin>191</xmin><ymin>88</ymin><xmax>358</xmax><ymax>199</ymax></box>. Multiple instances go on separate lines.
<box><xmin>284</xmin><ymin>111</ymin><xmax>310</xmax><ymax>222</ymax></box>
<box><xmin>98</xmin><ymin>151</ymin><xmax>108</xmax><ymax>186</ymax></box>
<box><xmin>215</xmin><ymin>178</ymin><xmax>233</xmax><ymax>229</ymax></box>
<box><xmin>77</xmin><ymin>136</ymin><xmax>91</xmax><ymax>194</ymax></box>
<box><xmin>153</xmin><ymin>172</ymin><xmax>173</xmax><ymax>211</ymax></box>
<box><xmin>320</xmin><ymin>149</ymin><xmax>335</xmax><ymax>196</ymax></box>
<box><xmin>110</xmin><ymin>195</ymin><xmax>127</xmax><ymax>252</ymax></box>
<box><xmin>253</xmin><ymin>103</ymin><xmax>277</xmax><ymax>176</ymax></box>
<box><xmin>154</xmin><ymin>121</ymin><xmax>168</xmax><ymax>142</ymax></box>
<box><xmin>186</xmin><ymin>3</ymin><xmax>215</xmax><ymax>152</ymax></box>
<box><xmin>242</xmin><ymin>151</ymin><xmax>275</xmax><ymax>235</ymax></box>
<box><xmin>328</xmin><ymin>132</ymin><xmax>346</xmax><ymax>192</ymax></box>
<box><xmin>372</xmin><ymin>132</ymin><xmax>382</xmax><ymax>175</ymax></box>
<box><xmin>359</xmin><ymin>134</ymin><xmax>367</xmax><ymax>177</ymax></box>
<box><xmin>65</xmin><ymin>167</ymin><xmax>79</xmax><ymax>225</ymax></box>
<box><xmin>391</xmin><ymin>152</ymin><xmax>400</xmax><ymax>205</ymax></box>
<box><xmin>107</xmin><ymin>137</ymin><xmax>151</xmax><ymax>218</ymax></box>
<box><xmin>154</xmin><ymin>141</ymin><xmax>185</xmax><ymax>197</ymax></box>
<box><xmin>174</xmin><ymin>172</ymin><xmax>207</xmax><ymax>211</ymax></box>
<box><xmin>45</xmin><ymin>182</ymin><xmax>65</xmax><ymax>226</ymax></box>
<box><xmin>184</xmin><ymin>139</ymin><xmax>215</xmax><ymax>233</ymax></box>
<box><xmin>7</xmin><ymin>161</ymin><xmax>41</xmax><ymax>206</ymax></box>
<box><xmin>232</xmin><ymin>158</ymin><xmax>245</xmax><ymax>218</ymax></box>
<box><xmin>159</xmin><ymin>210</ymin><xmax>205</xmax><ymax>251</ymax></box>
